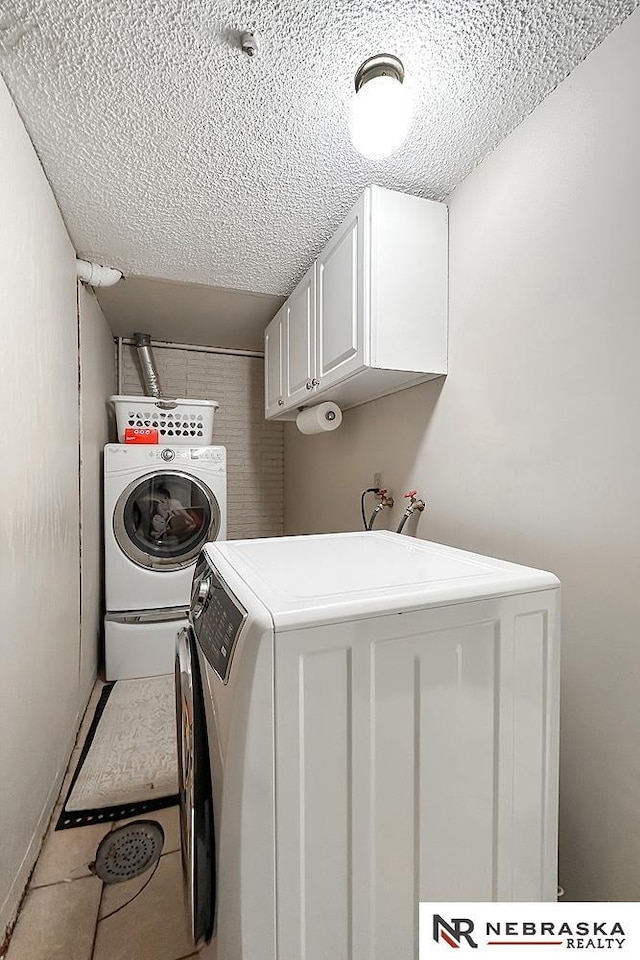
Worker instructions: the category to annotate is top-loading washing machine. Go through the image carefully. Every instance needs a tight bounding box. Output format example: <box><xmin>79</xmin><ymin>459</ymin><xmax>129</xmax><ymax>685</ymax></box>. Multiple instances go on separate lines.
<box><xmin>175</xmin><ymin>531</ymin><xmax>561</xmax><ymax>960</ymax></box>
<box><xmin>104</xmin><ymin>443</ymin><xmax>227</xmax><ymax>612</ymax></box>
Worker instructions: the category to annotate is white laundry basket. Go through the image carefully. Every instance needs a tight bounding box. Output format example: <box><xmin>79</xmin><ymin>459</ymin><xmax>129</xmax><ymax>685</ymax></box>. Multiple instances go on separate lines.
<box><xmin>111</xmin><ymin>396</ymin><xmax>219</xmax><ymax>444</ymax></box>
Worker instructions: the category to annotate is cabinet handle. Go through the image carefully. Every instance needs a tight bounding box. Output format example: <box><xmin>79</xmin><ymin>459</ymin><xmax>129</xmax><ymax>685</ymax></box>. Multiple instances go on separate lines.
<box><xmin>277</xmin><ymin>398</ymin><xmax>285</xmax><ymax>406</ymax></box>
<box><xmin>311</xmin><ymin>378</ymin><xmax>320</xmax><ymax>387</ymax></box>
<box><xmin>305</xmin><ymin>381</ymin><xmax>313</xmax><ymax>390</ymax></box>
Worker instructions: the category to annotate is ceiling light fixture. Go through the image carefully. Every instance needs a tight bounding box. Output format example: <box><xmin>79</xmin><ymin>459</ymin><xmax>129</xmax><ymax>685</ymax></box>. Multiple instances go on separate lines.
<box><xmin>351</xmin><ymin>53</ymin><xmax>410</xmax><ymax>160</ymax></box>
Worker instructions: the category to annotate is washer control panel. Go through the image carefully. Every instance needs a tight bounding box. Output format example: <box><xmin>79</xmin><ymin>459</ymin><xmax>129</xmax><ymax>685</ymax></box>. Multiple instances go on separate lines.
<box><xmin>189</xmin><ymin>449</ymin><xmax>224</xmax><ymax>461</ymax></box>
<box><xmin>144</xmin><ymin>447</ymin><xmax>225</xmax><ymax>462</ymax></box>
<box><xmin>192</xmin><ymin>558</ymin><xmax>246</xmax><ymax>684</ymax></box>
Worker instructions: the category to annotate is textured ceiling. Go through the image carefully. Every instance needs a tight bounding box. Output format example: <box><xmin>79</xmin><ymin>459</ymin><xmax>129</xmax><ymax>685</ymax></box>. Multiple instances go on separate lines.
<box><xmin>0</xmin><ymin>0</ymin><xmax>638</xmax><ymax>297</ymax></box>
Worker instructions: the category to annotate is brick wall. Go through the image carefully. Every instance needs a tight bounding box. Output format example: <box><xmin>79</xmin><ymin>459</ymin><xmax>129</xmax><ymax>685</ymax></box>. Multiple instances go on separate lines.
<box><xmin>121</xmin><ymin>344</ymin><xmax>284</xmax><ymax>540</ymax></box>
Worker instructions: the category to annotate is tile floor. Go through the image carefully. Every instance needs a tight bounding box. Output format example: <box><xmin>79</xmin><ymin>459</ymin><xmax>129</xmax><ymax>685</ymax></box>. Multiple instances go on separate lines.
<box><xmin>3</xmin><ymin>683</ymin><xmax>199</xmax><ymax>960</ymax></box>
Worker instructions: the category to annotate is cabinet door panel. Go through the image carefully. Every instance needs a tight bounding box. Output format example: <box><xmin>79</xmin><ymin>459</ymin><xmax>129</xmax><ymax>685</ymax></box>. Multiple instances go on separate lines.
<box><xmin>285</xmin><ymin>265</ymin><xmax>316</xmax><ymax>405</ymax></box>
<box><xmin>264</xmin><ymin>307</ymin><xmax>285</xmax><ymax>418</ymax></box>
<box><xmin>316</xmin><ymin>199</ymin><xmax>367</xmax><ymax>390</ymax></box>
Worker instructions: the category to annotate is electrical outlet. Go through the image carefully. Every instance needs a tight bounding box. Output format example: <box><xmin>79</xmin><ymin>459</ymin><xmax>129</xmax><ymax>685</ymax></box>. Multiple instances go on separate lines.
<box><xmin>373</xmin><ymin>472</ymin><xmax>382</xmax><ymax>490</ymax></box>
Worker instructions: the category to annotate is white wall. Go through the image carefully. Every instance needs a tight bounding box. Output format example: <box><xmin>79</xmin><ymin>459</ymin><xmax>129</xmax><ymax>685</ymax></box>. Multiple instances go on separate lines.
<box><xmin>79</xmin><ymin>287</ymin><xmax>116</xmax><ymax>697</ymax></box>
<box><xmin>285</xmin><ymin>9</ymin><xmax>640</xmax><ymax>901</ymax></box>
<box><xmin>0</xmin><ymin>76</ymin><xmax>113</xmax><ymax>936</ymax></box>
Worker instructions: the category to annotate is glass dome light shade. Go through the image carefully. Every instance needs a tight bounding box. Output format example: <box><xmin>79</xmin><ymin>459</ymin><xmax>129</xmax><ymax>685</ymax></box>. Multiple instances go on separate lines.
<box><xmin>351</xmin><ymin>72</ymin><xmax>411</xmax><ymax>160</ymax></box>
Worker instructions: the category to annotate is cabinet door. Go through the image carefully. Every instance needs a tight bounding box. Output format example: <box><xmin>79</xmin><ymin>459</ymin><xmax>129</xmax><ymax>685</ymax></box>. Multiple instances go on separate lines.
<box><xmin>316</xmin><ymin>193</ymin><xmax>368</xmax><ymax>391</ymax></box>
<box><xmin>284</xmin><ymin>264</ymin><xmax>316</xmax><ymax>406</ymax></box>
<box><xmin>264</xmin><ymin>305</ymin><xmax>285</xmax><ymax>418</ymax></box>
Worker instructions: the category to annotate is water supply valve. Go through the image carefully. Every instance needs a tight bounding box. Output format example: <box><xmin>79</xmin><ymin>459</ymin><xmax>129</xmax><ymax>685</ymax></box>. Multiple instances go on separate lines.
<box><xmin>396</xmin><ymin>489</ymin><xmax>426</xmax><ymax>534</ymax></box>
<box><xmin>376</xmin><ymin>488</ymin><xmax>395</xmax><ymax>509</ymax></box>
<box><xmin>403</xmin><ymin>490</ymin><xmax>425</xmax><ymax>510</ymax></box>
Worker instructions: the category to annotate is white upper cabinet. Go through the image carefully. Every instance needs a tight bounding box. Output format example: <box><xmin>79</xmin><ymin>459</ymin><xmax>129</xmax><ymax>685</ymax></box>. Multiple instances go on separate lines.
<box><xmin>316</xmin><ymin>197</ymin><xmax>366</xmax><ymax>390</ymax></box>
<box><xmin>284</xmin><ymin>264</ymin><xmax>316</xmax><ymax>406</ymax></box>
<box><xmin>264</xmin><ymin>303</ymin><xmax>285</xmax><ymax>418</ymax></box>
<box><xmin>265</xmin><ymin>186</ymin><xmax>448</xmax><ymax>420</ymax></box>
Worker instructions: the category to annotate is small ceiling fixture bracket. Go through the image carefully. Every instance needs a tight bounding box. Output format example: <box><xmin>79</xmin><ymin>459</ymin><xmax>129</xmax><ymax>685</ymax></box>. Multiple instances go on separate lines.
<box><xmin>354</xmin><ymin>53</ymin><xmax>404</xmax><ymax>93</ymax></box>
<box><xmin>240</xmin><ymin>31</ymin><xmax>258</xmax><ymax>57</ymax></box>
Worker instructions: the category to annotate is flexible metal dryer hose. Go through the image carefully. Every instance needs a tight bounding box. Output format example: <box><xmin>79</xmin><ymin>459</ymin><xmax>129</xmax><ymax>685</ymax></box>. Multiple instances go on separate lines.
<box><xmin>133</xmin><ymin>332</ymin><xmax>163</xmax><ymax>398</ymax></box>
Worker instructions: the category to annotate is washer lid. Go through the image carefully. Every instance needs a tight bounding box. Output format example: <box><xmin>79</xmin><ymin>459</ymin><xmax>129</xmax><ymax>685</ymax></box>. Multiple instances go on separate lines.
<box><xmin>206</xmin><ymin>532</ymin><xmax>559</xmax><ymax>630</ymax></box>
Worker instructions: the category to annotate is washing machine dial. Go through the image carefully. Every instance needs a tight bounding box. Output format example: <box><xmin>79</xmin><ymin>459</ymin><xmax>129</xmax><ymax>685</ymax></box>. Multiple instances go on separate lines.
<box><xmin>161</xmin><ymin>448</ymin><xmax>175</xmax><ymax>461</ymax></box>
<box><xmin>191</xmin><ymin>576</ymin><xmax>210</xmax><ymax>619</ymax></box>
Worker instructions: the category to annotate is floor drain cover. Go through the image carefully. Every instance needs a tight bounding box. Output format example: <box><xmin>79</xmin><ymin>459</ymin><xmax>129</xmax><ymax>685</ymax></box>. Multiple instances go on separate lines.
<box><xmin>93</xmin><ymin>820</ymin><xmax>165</xmax><ymax>884</ymax></box>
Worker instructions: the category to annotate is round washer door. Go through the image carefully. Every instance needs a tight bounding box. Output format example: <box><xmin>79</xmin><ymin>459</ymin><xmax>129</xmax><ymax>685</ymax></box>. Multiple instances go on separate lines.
<box><xmin>113</xmin><ymin>470</ymin><xmax>221</xmax><ymax>571</ymax></box>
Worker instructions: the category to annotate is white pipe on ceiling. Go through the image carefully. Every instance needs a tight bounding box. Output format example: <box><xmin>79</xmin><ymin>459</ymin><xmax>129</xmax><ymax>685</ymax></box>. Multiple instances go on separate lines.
<box><xmin>76</xmin><ymin>258</ymin><xmax>122</xmax><ymax>287</ymax></box>
<box><xmin>119</xmin><ymin>337</ymin><xmax>264</xmax><ymax>359</ymax></box>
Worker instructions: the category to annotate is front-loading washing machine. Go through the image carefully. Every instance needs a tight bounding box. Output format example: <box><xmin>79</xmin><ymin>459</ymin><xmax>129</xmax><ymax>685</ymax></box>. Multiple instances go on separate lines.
<box><xmin>176</xmin><ymin>532</ymin><xmax>561</xmax><ymax>959</ymax></box>
<box><xmin>104</xmin><ymin>443</ymin><xmax>226</xmax><ymax>612</ymax></box>
<box><xmin>104</xmin><ymin>443</ymin><xmax>226</xmax><ymax>680</ymax></box>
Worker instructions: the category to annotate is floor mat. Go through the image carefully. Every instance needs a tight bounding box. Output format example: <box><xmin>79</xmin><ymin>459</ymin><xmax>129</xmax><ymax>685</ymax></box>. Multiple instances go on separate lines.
<box><xmin>57</xmin><ymin>675</ymin><xmax>179</xmax><ymax>830</ymax></box>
